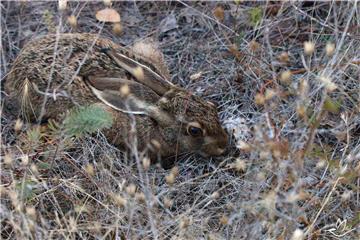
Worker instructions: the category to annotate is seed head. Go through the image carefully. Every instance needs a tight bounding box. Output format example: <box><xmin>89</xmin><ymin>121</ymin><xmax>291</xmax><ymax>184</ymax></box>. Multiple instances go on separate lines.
<box><xmin>190</xmin><ymin>71</ymin><xmax>203</xmax><ymax>81</ymax></box>
<box><xmin>280</xmin><ymin>70</ymin><xmax>292</xmax><ymax>84</ymax></box>
<box><xmin>319</xmin><ymin>75</ymin><xmax>337</xmax><ymax>92</ymax></box>
<box><xmin>103</xmin><ymin>0</ymin><xmax>112</xmax><ymax>7</ymax></box>
<box><xmin>219</xmin><ymin>215</ymin><xmax>229</xmax><ymax>225</ymax></box>
<box><xmin>85</xmin><ymin>164</ymin><xmax>95</xmax><ymax>176</ymax></box>
<box><xmin>26</xmin><ymin>206</ymin><xmax>37</xmax><ymax>220</ymax></box>
<box><xmin>67</xmin><ymin>15</ymin><xmax>77</xmax><ymax>28</ymax></box>
<box><xmin>278</xmin><ymin>52</ymin><xmax>290</xmax><ymax>63</ymax></box>
<box><xmin>291</xmin><ymin>229</ymin><xmax>304</xmax><ymax>240</ymax></box>
<box><xmin>211</xmin><ymin>191</ymin><xmax>220</xmax><ymax>199</ymax></box>
<box><xmin>142</xmin><ymin>157</ymin><xmax>150</xmax><ymax>171</ymax></box>
<box><xmin>296</xmin><ymin>105</ymin><xmax>306</xmax><ymax>119</ymax></box>
<box><xmin>133</xmin><ymin>66</ymin><xmax>144</xmax><ymax>81</ymax></box>
<box><xmin>125</xmin><ymin>184</ymin><xmax>136</xmax><ymax>197</ymax></box>
<box><xmin>255</xmin><ymin>174</ymin><xmax>266</xmax><ymax>185</ymax></box>
<box><xmin>315</xmin><ymin>160</ymin><xmax>326</xmax><ymax>169</ymax></box>
<box><xmin>234</xmin><ymin>158</ymin><xmax>247</xmax><ymax>172</ymax></box>
<box><xmin>259</xmin><ymin>151</ymin><xmax>271</xmax><ymax>160</ymax></box>
<box><xmin>255</xmin><ymin>93</ymin><xmax>265</xmax><ymax>105</ymax></box>
<box><xmin>58</xmin><ymin>0</ymin><xmax>67</xmax><ymax>11</ymax></box>
<box><xmin>304</xmin><ymin>41</ymin><xmax>315</xmax><ymax>55</ymax></box>
<box><xmin>249</xmin><ymin>40</ymin><xmax>261</xmax><ymax>52</ymax></box>
<box><xmin>264</xmin><ymin>88</ymin><xmax>276</xmax><ymax>100</ymax></box>
<box><xmin>4</xmin><ymin>153</ymin><xmax>13</xmax><ymax>166</ymax></box>
<box><xmin>120</xmin><ymin>84</ymin><xmax>130</xmax><ymax>96</ymax></box>
<box><xmin>112</xmin><ymin>194</ymin><xmax>127</xmax><ymax>207</ymax></box>
<box><xmin>213</xmin><ymin>6</ymin><xmax>225</xmax><ymax>22</ymax></box>
<box><xmin>341</xmin><ymin>190</ymin><xmax>352</xmax><ymax>202</ymax></box>
<box><xmin>325</xmin><ymin>42</ymin><xmax>335</xmax><ymax>56</ymax></box>
<box><xmin>112</xmin><ymin>23</ymin><xmax>122</xmax><ymax>35</ymax></box>
<box><xmin>179</xmin><ymin>217</ymin><xmax>191</xmax><ymax>229</ymax></box>
<box><xmin>236</xmin><ymin>140</ymin><xmax>251</xmax><ymax>152</ymax></box>
<box><xmin>298</xmin><ymin>79</ymin><xmax>308</xmax><ymax>97</ymax></box>
<box><xmin>69</xmin><ymin>217</ymin><xmax>77</xmax><ymax>232</ymax></box>
<box><xmin>14</xmin><ymin>119</ymin><xmax>23</xmax><ymax>132</ymax></box>
<box><xmin>170</xmin><ymin>166</ymin><xmax>179</xmax><ymax>177</ymax></box>
<box><xmin>165</xmin><ymin>173</ymin><xmax>175</xmax><ymax>185</ymax></box>
<box><xmin>163</xmin><ymin>197</ymin><xmax>173</xmax><ymax>208</ymax></box>
<box><xmin>30</xmin><ymin>164</ymin><xmax>39</xmax><ymax>175</ymax></box>
<box><xmin>21</xmin><ymin>155</ymin><xmax>29</xmax><ymax>166</ymax></box>
<box><xmin>135</xmin><ymin>192</ymin><xmax>146</xmax><ymax>203</ymax></box>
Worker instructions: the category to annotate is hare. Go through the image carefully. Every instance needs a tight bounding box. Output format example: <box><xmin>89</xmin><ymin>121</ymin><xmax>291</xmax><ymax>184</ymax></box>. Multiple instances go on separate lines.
<box><xmin>4</xmin><ymin>33</ymin><xmax>228</xmax><ymax>166</ymax></box>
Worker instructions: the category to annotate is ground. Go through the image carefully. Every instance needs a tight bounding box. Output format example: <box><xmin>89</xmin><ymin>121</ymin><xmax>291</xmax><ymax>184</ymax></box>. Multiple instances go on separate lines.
<box><xmin>1</xmin><ymin>1</ymin><xmax>359</xmax><ymax>239</ymax></box>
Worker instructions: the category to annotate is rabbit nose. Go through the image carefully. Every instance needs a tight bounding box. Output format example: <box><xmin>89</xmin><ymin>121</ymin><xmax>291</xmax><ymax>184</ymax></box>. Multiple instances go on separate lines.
<box><xmin>214</xmin><ymin>130</ymin><xmax>229</xmax><ymax>155</ymax></box>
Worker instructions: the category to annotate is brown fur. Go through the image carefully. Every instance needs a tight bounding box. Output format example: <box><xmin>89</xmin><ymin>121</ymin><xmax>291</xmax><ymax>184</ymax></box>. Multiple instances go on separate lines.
<box><xmin>4</xmin><ymin>33</ymin><xmax>228</xmax><ymax>166</ymax></box>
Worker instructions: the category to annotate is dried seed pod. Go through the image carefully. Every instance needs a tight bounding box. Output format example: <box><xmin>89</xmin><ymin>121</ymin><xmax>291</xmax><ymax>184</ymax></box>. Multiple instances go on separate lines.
<box><xmin>304</xmin><ymin>41</ymin><xmax>315</xmax><ymax>55</ymax></box>
<box><xmin>85</xmin><ymin>164</ymin><xmax>95</xmax><ymax>176</ymax></box>
<box><xmin>112</xmin><ymin>23</ymin><xmax>122</xmax><ymax>35</ymax></box>
<box><xmin>325</xmin><ymin>42</ymin><xmax>335</xmax><ymax>56</ymax></box>
<box><xmin>112</xmin><ymin>194</ymin><xmax>127</xmax><ymax>207</ymax></box>
<box><xmin>125</xmin><ymin>184</ymin><xmax>136</xmax><ymax>197</ymax></box>
<box><xmin>142</xmin><ymin>157</ymin><xmax>150</xmax><ymax>171</ymax></box>
<box><xmin>219</xmin><ymin>215</ymin><xmax>229</xmax><ymax>225</ymax></box>
<box><xmin>135</xmin><ymin>192</ymin><xmax>146</xmax><ymax>203</ymax></box>
<box><xmin>163</xmin><ymin>196</ymin><xmax>173</xmax><ymax>208</ymax></box>
<box><xmin>165</xmin><ymin>173</ymin><xmax>175</xmax><ymax>185</ymax></box>
<box><xmin>103</xmin><ymin>0</ymin><xmax>112</xmax><ymax>7</ymax></box>
<box><xmin>67</xmin><ymin>15</ymin><xmax>77</xmax><ymax>28</ymax></box>
<box><xmin>14</xmin><ymin>119</ymin><xmax>23</xmax><ymax>132</ymax></box>
<box><xmin>58</xmin><ymin>0</ymin><xmax>67</xmax><ymax>11</ymax></box>
<box><xmin>280</xmin><ymin>70</ymin><xmax>292</xmax><ymax>84</ymax></box>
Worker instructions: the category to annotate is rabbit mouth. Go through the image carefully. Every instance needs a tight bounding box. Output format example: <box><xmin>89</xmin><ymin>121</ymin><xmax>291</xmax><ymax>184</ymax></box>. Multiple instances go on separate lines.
<box><xmin>198</xmin><ymin>147</ymin><xmax>226</xmax><ymax>158</ymax></box>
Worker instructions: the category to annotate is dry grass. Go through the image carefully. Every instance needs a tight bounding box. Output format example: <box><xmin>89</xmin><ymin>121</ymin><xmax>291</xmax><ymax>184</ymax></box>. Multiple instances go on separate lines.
<box><xmin>1</xmin><ymin>1</ymin><xmax>359</xmax><ymax>239</ymax></box>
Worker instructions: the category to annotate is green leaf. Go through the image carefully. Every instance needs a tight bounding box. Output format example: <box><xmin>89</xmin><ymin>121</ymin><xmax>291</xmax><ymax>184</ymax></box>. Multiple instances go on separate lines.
<box><xmin>234</xmin><ymin>0</ymin><xmax>242</xmax><ymax>5</ymax></box>
<box><xmin>37</xmin><ymin>161</ymin><xmax>51</xmax><ymax>170</ymax></box>
<box><xmin>47</xmin><ymin>119</ymin><xmax>60</xmax><ymax>132</ymax></box>
<box><xmin>63</xmin><ymin>104</ymin><xmax>113</xmax><ymax>137</ymax></box>
<box><xmin>348</xmin><ymin>212</ymin><xmax>360</xmax><ymax>229</ymax></box>
<box><xmin>323</xmin><ymin>96</ymin><xmax>340</xmax><ymax>114</ymax></box>
<box><xmin>307</xmin><ymin>143</ymin><xmax>332</xmax><ymax>160</ymax></box>
<box><xmin>249</xmin><ymin>7</ymin><xmax>263</xmax><ymax>27</ymax></box>
<box><xmin>235</xmin><ymin>31</ymin><xmax>246</xmax><ymax>46</ymax></box>
<box><xmin>27</xmin><ymin>127</ymin><xmax>42</xmax><ymax>143</ymax></box>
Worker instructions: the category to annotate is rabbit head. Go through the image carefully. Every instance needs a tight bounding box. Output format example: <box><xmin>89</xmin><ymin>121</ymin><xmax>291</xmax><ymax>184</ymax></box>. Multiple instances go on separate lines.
<box><xmin>87</xmin><ymin>46</ymin><xmax>228</xmax><ymax>158</ymax></box>
<box><xmin>155</xmin><ymin>87</ymin><xmax>229</xmax><ymax>157</ymax></box>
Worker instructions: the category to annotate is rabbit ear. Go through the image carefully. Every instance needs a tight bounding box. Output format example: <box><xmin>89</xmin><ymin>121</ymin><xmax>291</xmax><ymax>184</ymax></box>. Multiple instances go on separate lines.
<box><xmin>130</xmin><ymin>39</ymin><xmax>171</xmax><ymax>81</ymax></box>
<box><xmin>103</xmin><ymin>49</ymin><xmax>174</xmax><ymax>96</ymax></box>
<box><xmin>85</xmin><ymin>76</ymin><xmax>160</xmax><ymax>115</ymax></box>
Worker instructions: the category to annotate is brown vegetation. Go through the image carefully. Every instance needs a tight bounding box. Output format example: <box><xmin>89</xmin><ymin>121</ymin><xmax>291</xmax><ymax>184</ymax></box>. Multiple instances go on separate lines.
<box><xmin>1</xmin><ymin>1</ymin><xmax>359</xmax><ymax>239</ymax></box>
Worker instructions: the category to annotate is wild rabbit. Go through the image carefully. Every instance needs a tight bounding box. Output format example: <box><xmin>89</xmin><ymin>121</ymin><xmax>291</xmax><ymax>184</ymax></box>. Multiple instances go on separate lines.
<box><xmin>4</xmin><ymin>33</ymin><xmax>228</xmax><ymax>166</ymax></box>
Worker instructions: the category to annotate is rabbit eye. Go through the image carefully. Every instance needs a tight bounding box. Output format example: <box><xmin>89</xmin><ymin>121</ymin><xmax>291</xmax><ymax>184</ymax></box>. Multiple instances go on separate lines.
<box><xmin>187</xmin><ymin>126</ymin><xmax>203</xmax><ymax>137</ymax></box>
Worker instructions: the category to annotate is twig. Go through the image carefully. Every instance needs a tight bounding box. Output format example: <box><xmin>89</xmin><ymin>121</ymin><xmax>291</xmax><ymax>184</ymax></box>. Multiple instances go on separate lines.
<box><xmin>305</xmin><ymin>177</ymin><xmax>344</xmax><ymax>236</ymax></box>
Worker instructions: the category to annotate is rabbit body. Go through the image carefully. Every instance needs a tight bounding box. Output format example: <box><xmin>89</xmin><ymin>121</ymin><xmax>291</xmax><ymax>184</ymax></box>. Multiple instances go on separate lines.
<box><xmin>4</xmin><ymin>33</ymin><xmax>228</xmax><ymax>165</ymax></box>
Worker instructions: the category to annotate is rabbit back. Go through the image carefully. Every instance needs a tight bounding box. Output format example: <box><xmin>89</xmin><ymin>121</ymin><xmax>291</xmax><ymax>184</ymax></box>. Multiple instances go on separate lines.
<box><xmin>4</xmin><ymin>34</ymin><xmax>179</xmax><ymax>161</ymax></box>
<box><xmin>5</xmin><ymin>34</ymin><xmax>124</xmax><ymax>120</ymax></box>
